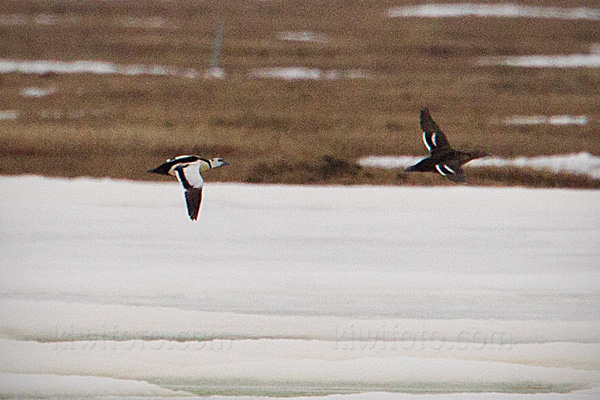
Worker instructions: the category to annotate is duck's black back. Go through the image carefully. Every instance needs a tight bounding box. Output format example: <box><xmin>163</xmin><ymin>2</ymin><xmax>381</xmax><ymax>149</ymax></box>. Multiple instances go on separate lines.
<box><xmin>147</xmin><ymin>155</ymin><xmax>202</xmax><ymax>175</ymax></box>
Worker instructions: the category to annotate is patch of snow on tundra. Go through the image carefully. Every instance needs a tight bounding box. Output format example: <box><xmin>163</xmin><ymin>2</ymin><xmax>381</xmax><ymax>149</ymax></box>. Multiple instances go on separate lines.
<box><xmin>359</xmin><ymin>152</ymin><xmax>600</xmax><ymax>179</ymax></box>
<box><xmin>0</xmin><ymin>59</ymin><xmax>200</xmax><ymax>78</ymax></box>
<box><xmin>386</xmin><ymin>4</ymin><xmax>600</xmax><ymax>20</ymax></box>
<box><xmin>504</xmin><ymin>115</ymin><xmax>589</xmax><ymax>126</ymax></box>
<box><xmin>116</xmin><ymin>16</ymin><xmax>167</xmax><ymax>29</ymax></box>
<box><xmin>278</xmin><ymin>31</ymin><xmax>330</xmax><ymax>43</ymax></box>
<box><xmin>0</xmin><ymin>110</ymin><xmax>19</xmax><ymax>121</ymax></box>
<box><xmin>19</xmin><ymin>87</ymin><xmax>57</xmax><ymax>98</ymax></box>
<box><xmin>249</xmin><ymin>67</ymin><xmax>374</xmax><ymax>81</ymax></box>
<box><xmin>478</xmin><ymin>54</ymin><xmax>600</xmax><ymax>68</ymax></box>
<box><xmin>470</xmin><ymin>153</ymin><xmax>600</xmax><ymax>179</ymax></box>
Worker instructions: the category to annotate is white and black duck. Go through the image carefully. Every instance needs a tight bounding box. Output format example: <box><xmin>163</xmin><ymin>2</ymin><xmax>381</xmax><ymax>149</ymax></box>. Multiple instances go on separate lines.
<box><xmin>147</xmin><ymin>156</ymin><xmax>229</xmax><ymax>220</ymax></box>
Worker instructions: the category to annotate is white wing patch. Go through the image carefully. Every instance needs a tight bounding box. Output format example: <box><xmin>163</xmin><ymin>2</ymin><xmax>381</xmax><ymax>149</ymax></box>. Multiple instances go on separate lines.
<box><xmin>435</xmin><ymin>164</ymin><xmax>456</xmax><ymax>176</ymax></box>
<box><xmin>182</xmin><ymin>163</ymin><xmax>204</xmax><ymax>189</ymax></box>
<box><xmin>422</xmin><ymin>132</ymin><xmax>433</xmax><ymax>151</ymax></box>
<box><xmin>435</xmin><ymin>164</ymin><xmax>447</xmax><ymax>176</ymax></box>
<box><xmin>175</xmin><ymin>162</ymin><xmax>204</xmax><ymax>190</ymax></box>
<box><xmin>432</xmin><ymin>133</ymin><xmax>438</xmax><ymax>147</ymax></box>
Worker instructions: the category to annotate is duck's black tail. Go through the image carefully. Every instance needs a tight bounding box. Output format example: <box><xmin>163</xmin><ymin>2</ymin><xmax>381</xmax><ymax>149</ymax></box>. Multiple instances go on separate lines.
<box><xmin>146</xmin><ymin>163</ymin><xmax>171</xmax><ymax>175</ymax></box>
<box><xmin>406</xmin><ymin>157</ymin><xmax>436</xmax><ymax>173</ymax></box>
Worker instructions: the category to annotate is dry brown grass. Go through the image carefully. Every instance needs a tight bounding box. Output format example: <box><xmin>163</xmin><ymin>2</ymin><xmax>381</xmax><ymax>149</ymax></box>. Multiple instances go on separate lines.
<box><xmin>1</xmin><ymin>0</ymin><xmax>599</xmax><ymax>187</ymax></box>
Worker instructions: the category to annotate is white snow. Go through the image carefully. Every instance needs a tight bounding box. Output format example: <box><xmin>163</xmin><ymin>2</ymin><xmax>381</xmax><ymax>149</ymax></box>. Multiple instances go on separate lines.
<box><xmin>0</xmin><ymin>176</ymin><xmax>599</xmax><ymax>398</ymax></box>
<box><xmin>386</xmin><ymin>4</ymin><xmax>600</xmax><ymax>20</ymax></box>
<box><xmin>38</xmin><ymin>109</ymin><xmax>107</xmax><ymax>120</ymax></box>
<box><xmin>359</xmin><ymin>155</ymin><xmax>423</xmax><ymax>170</ymax></box>
<box><xmin>278</xmin><ymin>31</ymin><xmax>330</xmax><ymax>43</ymax></box>
<box><xmin>116</xmin><ymin>16</ymin><xmax>167</xmax><ymax>29</ymax></box>
<box><xmin>0</xmin><ymin>372</ymin><xmax>188</xmax><ymax>398</ymax></box>
<box><xmin>33</xmin><ymin>14</ymin><xmax>59</xmax><ymax>26</ymax></box>
<box><xmin>1</xmin><ymin>108</ymin><xmax>111</xmax><ymax>121</ymax></box>
<box><xmin>204</xmin><ymin>66</ymin><xmax>227</xmax><ymax>80</ymax></box>
<box><xmin>19</xmin><ymin>86</ymin><xmax>57</xmax><ymax>98</ymax></box>
<box><xmin>0</xmin><ymin>14</ymin><xmax>28</xmax><ymax>26</ymax></box>
<box><xmin>249</xmin><ymin>67</ymin><xmax>322</xmax><ymax>80</ymax></box>
<box><xmin>0</xmin><ymin>13</ymin><xmax>174</xmax><ymax>29</ymax></box>
<box><xmin>205</xmin><ymin>391</ymin><xmax>600</xmax><ymax>400</ymax></box>
<box><xmin>478</xmin><ymin>54</ymin><xmax>600</xmax><ymax>68</ymax></box>
<box><xmin>504</xmin><ymin>115</ymin><xmax>589</xmax><ymax>126</ymax></box>
<box><xmin>337</xmin><ymin>69</ymin><xmax>374</xmax><ymax>80</ymax></box>
<box><xmin>1</xmin><ymin>59</ymin><xmax>375</xmax><ymax>81</ymax></box>
<box><xmin>249</xmin><ymin>67</ymin><xmax>374</xmax><ymax>81</ymax></box>
<box><xmin>0</xmin><ymin>59</ymin><xmax>200</xmax><ymax>78</ymax></box>
<box><xmin>0</xmin><ymin>13</ymin><xmax>78</xmax><ymax>26</ymax></box>
<box><xmin>470</xmin><ymin>153</ymin><xmax>600</xmax><ymax>179</ymax></box>
<box><xmin>0</xmin><ymin>110</ymin><xmax>19</xmax><ymax>121</ymax></box>
<box><xmin>359</xmin><ymin>152</ymin><xmax>600</xmax><ymax>180</ymax></box>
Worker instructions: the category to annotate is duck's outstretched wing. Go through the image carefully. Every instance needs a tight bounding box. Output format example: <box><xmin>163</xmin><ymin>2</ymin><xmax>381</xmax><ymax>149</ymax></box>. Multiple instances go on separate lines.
<box><xmin>184</xmin><ymin>188</ymin><xmax>203</xmax><ymax>220</ymax></box>
<box><xmin>174</xmin><ymin>163</ymin><xmax>205</xmax><ymax>220</ymax></box>
<box><xmin>434</xmin><ymin>161</ymin><xmax>465</xmax><ymax>183</ymax></box>
<box><xmin>420</xmin><ymin>107</ymin><xmax>451</xmax><ymax>155</ymax></box>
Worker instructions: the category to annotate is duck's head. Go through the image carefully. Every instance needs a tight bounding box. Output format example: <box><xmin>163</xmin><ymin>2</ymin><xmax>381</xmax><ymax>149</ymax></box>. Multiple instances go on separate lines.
<box><xmin>209</xmin><ymin>158</ymin><xmax>230</xmax><ymax>169</ymax></box>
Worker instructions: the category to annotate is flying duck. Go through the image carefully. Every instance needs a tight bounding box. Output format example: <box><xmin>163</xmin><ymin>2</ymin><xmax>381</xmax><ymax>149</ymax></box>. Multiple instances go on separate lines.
<box><xmin>147</xmin><ymin>156</ymin><xmax>229</xmax><ymax>220</ymax></box>
<box><xmin>406</xmin><ymin>107</ymin><xmax>490</xmax><ymax>183</ymax></box>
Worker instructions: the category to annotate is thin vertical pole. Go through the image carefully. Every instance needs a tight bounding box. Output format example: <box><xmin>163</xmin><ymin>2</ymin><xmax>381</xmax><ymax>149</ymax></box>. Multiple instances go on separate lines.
<box><xmin>210</xmin><ymin>21</ymin><xmax>224</xmax><ymax>70</ymax></box>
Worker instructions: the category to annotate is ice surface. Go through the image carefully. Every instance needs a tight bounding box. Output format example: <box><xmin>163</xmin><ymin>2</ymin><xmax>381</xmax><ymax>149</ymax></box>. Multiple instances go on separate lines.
<box><xmin>359</xmin><ymin>152</ymin><xmax>600</xmax><ymax>180</ymax></box>
<box><xmin>0</xmin><ymin>176</ymin><xmax>599</xmax><ymax>398</ymax></box>
<box><xmin>0</xmin><ymin>372</ymin><xmax>187</xmax><ymax>397</ymax></box>
<box><xmin>386</xmin><ymin>4</ymin><xmax>600</xmax><ymax>20</ymax></box>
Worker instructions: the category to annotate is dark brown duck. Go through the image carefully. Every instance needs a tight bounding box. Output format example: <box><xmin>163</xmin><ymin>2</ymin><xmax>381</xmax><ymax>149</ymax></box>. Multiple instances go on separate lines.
<box><xmin>406</xmin><ymin>107</ymin><xmax>490</xmax><ymax>183</ymax></box>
